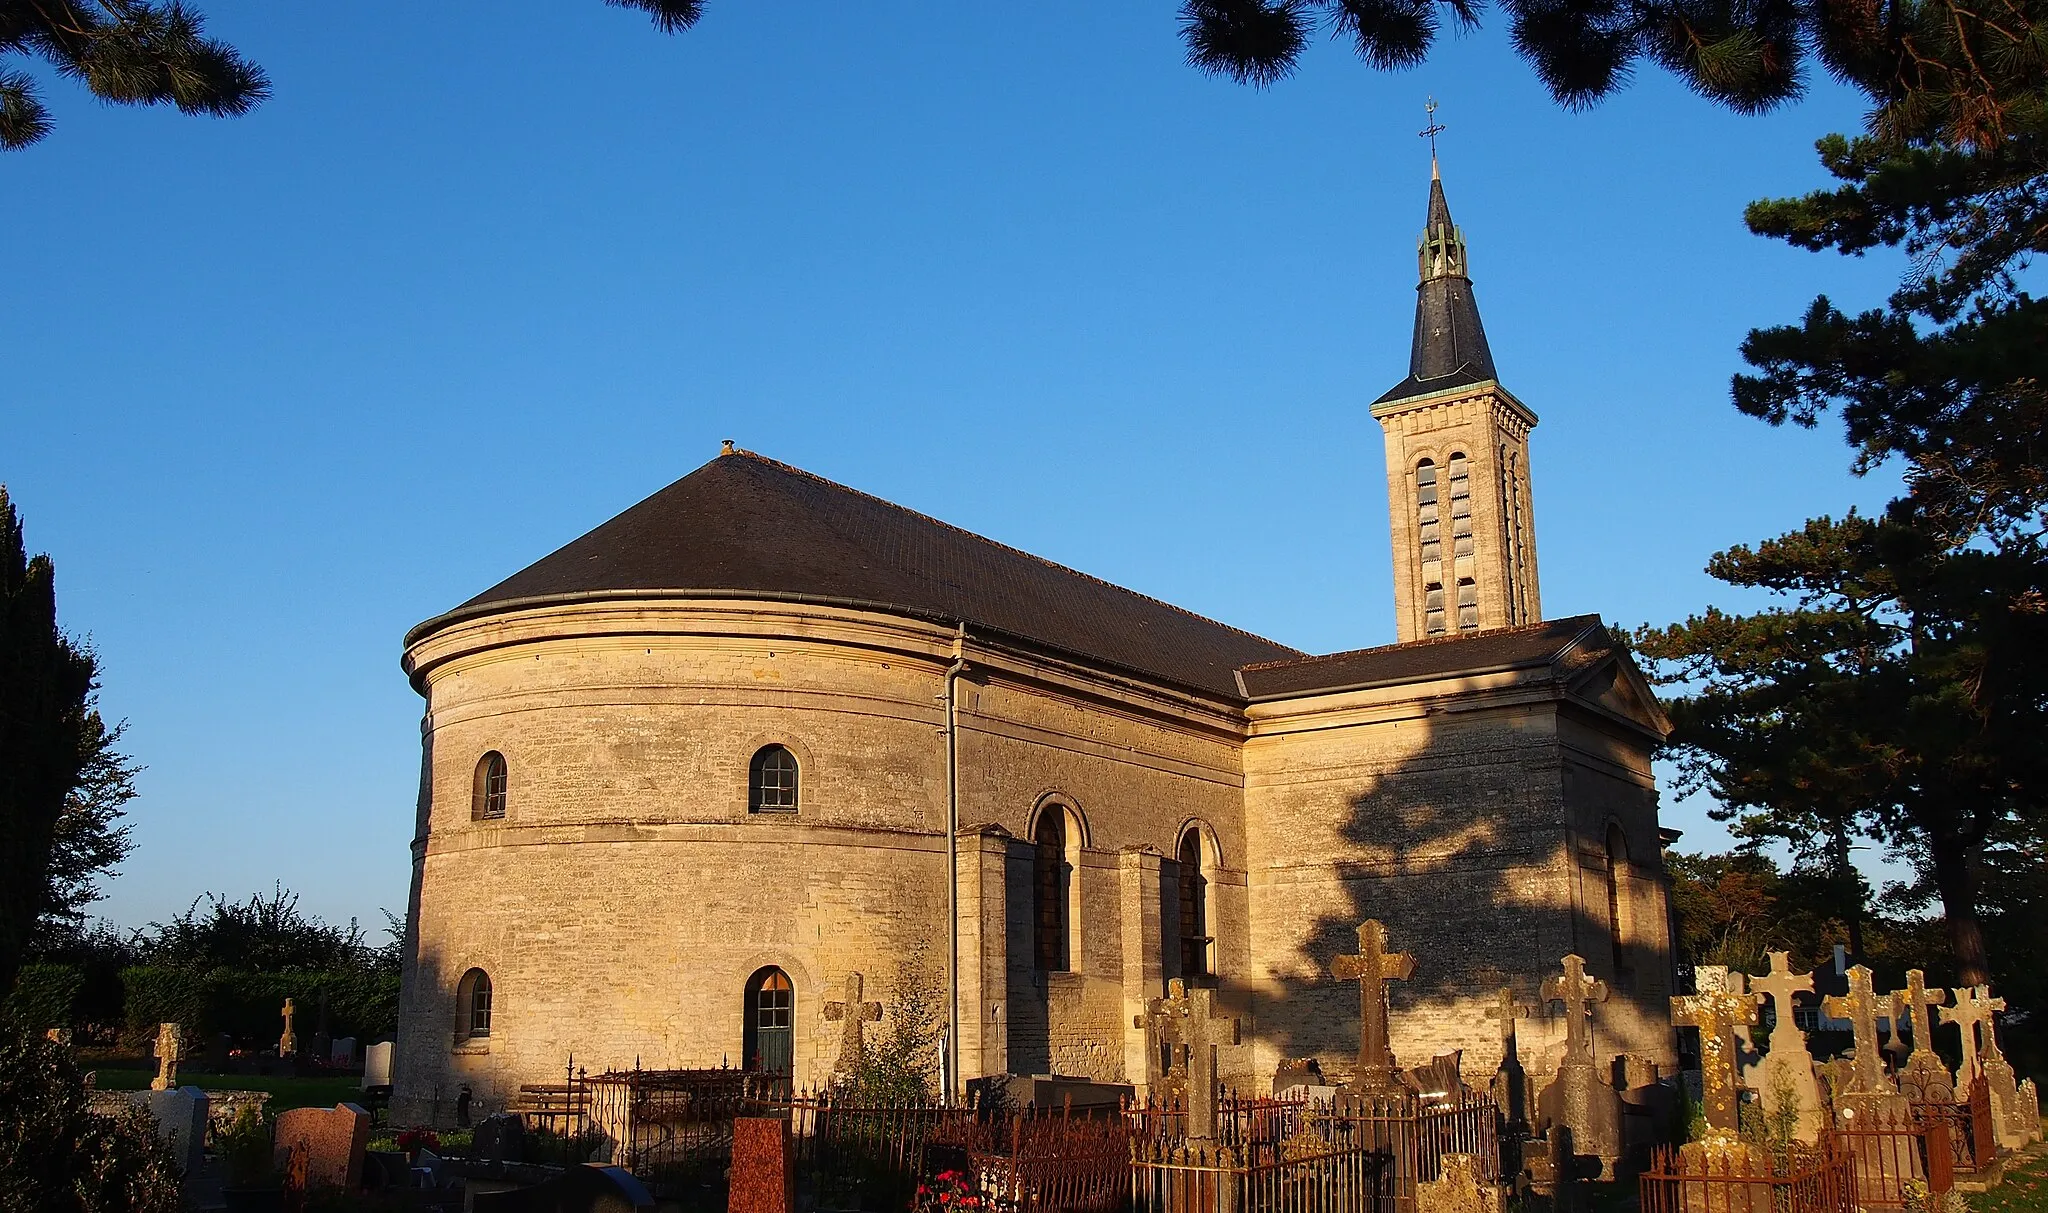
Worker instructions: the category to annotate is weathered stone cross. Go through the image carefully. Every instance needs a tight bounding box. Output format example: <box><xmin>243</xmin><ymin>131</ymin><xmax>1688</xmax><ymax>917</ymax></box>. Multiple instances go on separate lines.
<box><xmin>1135</xmin><ymin>981</ymin><xmax>1192</xmax><ymax>1094</ymax></box>
<box><xmin>278</xmin><ymin>997</ymin><xmax>297</xmax><ymax>1056</ymax></box>
<box><xmin>823</xmin><ymin>972</ymin><xmax>884</xmax><ymax>1077</ymax></box>
<box><xmin>1940</xmin><ymin>984</ymin><xmax>2003</xmax><ymax>1083</ymax></box>
<box><xmin>1541</xmin><ymin>953</ymin><xmax>1608</xmax><ymax>1068</ymax></box>
<box><xmin>1151</xmin><ymin>979</ymin><xmax>1238</xmax><ymax>1140</ymax></box>
<box><xmin>151</xmin><ymin>1022</ymin><xmax>183</xmax><ymax>1091</ymax></box>
<box><xmin>1332</xmin><ymin>919</ymin><xmax>1413</xmax><ymax>1092</ymax></box>
<box><xmin>1485</xmin><ymin>987</ymin><xmax>1531</xmax><ymax>1053</ymax></box>
<box><xmin>1750</xmin><ymin>951</ymin><xmax>1814</xmax><ymax>1055</ymax></box>
<box><xmin>1821</xmin><ymin>965</ymin><xmax>1891</xmax><ymax>1095</ymax></box>
<box><xmin>1896</xmin><ymin>969</ymin><xmax>1954</xmax><ymax>1101</ymax></box>
<box><xmin>1670</xmin><ymin>966</ymin><xmax>1760</xmax><ymax>1138</ymax></box>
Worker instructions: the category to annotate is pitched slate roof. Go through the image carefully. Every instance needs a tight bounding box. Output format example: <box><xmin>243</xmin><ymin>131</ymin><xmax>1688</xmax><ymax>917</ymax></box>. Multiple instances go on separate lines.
<box><xmin>411</xmin><ymin>449</ymin><xmax>1303</xmax><ymax>698</ymax></box>
<box><xmin>1236</xmin><ymin>614</ymin><xmax>1614</xmax><ymax>701</ymax></box>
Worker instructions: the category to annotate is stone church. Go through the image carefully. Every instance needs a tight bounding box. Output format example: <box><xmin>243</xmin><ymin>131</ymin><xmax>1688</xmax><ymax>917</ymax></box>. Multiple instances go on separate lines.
<box><xmin>389</xmin><ymin>162</ymin><xmax>1678</xmax><ymax>1123</ymax></box>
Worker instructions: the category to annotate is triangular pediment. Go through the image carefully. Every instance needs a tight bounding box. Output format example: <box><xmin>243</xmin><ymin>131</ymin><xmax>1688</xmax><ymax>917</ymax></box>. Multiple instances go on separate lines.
<box><xmin>1563</xmin><ymin>650</ymin><xmax>1671</xmax><ymax>739</ymax></box>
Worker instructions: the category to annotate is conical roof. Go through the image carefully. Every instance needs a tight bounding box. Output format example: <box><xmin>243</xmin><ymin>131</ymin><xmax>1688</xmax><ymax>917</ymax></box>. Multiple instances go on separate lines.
<box><xmin>1376</xmin><ymin>164</ymin><xmax>1498</xmax><ymax>404</ymax></box>
<box><xmin>409</xmin><ymin>449</ymin><xmax>1302</xmax><ymax>697</ymax></box>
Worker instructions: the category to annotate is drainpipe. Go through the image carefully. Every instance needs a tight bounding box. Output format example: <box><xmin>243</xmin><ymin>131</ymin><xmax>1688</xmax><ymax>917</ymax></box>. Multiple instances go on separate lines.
<box><xmin>941</xmin><ymin>625</ymin><xmax>967</xmax><ymax>1104</ymax></box>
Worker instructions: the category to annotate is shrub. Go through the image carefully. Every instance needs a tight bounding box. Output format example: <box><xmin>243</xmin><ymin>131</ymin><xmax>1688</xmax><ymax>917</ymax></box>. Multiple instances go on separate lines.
<box><xmin>217</xmin><ymin>1105</ymin><xmax>276</xmax><ymax>1188</ymax></box>
<box><xmin>4</xmin><ymin>963</ymin><xmax>84</xmax><ymax>1031</ymax></box>
<box><xmin>0</xmin><ymin>1017</ymin><xmax>184</xmax><ymax>1213</ymax></box>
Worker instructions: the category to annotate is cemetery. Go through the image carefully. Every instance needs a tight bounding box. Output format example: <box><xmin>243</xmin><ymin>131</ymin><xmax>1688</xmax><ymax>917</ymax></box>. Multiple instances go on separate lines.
<box><xmin>28</xmin><ymin>919</ymin><xmax>2041</xmax><ymax>1213</ymax></box>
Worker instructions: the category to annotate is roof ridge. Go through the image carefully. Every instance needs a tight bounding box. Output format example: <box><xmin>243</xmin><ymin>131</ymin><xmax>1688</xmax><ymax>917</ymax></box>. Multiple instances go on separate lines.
<box><xmin>1237</xmin><ymin>613</ymin><xmax>1600</xmax><ymax>673</ymax></box>
<box><xmin>731</xmin><ymin>448</ymin><xmax>1306</xmax><ymax>656</ymax></box>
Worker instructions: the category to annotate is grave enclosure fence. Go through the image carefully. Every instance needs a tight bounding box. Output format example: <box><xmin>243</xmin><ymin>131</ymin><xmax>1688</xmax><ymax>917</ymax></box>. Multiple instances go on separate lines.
<box><xmin>512</xmin><ymin>1067</ymin><xmax>1502</xmax><ymax>1213</ymax></box>
<box><xmin>1639</xmin><ymin>1107</ymin><xmax>1960</xmax><ymax>1213</ymax></box>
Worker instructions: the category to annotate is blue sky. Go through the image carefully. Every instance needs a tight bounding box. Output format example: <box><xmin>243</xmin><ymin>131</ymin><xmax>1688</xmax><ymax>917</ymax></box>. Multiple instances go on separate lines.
<box><xmin>5</xmin><ymin>3</ymin><xmax>1906</xmax><ymax>935</ymax></box>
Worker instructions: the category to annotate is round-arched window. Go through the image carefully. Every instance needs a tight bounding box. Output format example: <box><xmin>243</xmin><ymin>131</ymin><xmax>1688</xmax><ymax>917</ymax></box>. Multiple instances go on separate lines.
<box><xmin>472</xmin><ymin>752</ymin><xmax>508</xmax><ymax>820</ymax></box>
<box><xmin>749</xmin><ymin>745</ymin><xmax>799</xmax><ymax>814</ymax></box>
<box><xmin>458</xmin><ymin>969</ymin><xmax>493</xmax><ymax>1039</ymax></box>
<box><xmin>744</xmin><ymin>967</ymin><xmax>794</xmax><ymax>1075</ymax></box>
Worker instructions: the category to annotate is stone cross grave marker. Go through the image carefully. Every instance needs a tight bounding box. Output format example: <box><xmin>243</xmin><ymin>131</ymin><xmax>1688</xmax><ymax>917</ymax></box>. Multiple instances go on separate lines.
<box><xmin>279</xmin><ymin>997</ymin><xmax>297</xmax><ymax>1056</ymax></box>
<box><xmin>1958</xmin><ymin>985</ymin><xmax>2032</xmax><ymax>1149</ymax></box>
<box><xmin>1821</xmin><ymin>965</ymin><xmax>1893</xmax><ymax>1096</ymax></box>
<box><xmin>1939</xmin><ymin>985</ymin><xmax>2000</xmax><ymax>1085</ymax></box>
<box><xmin>1747</xmin><ymin>952</ymin><xmax>1825</xmax><ymax>1142</ymax></box>
<box><xmin>1485</xmin><ymin>988</ymin><xmax>1533</xmax><ymax>1129</ymax></box>
<box><xmin>1135</xmin><ymin>981</ymin><xmax>1192</xmax><ymax>1097</ymax></box>
<box><xmin>1332</xmin><ymin>919</ymin><xmax>1414</xmax><ymax>1093</ymax></box>
<box><xmin>1670</xmin><ymin>966</ymin><xmax>1760</xmax><ymax>1139</ymax></box>
<box><xmin>1896</xmin><ymin>969</ymin><xmax>1954</xmax><ymax>1102</ymax></box>
<box><xmin>822</xmin><ymin>972</ymin><xmax>883</xmax><ymax>1078</ymax></box>
<box><xmin>1151</xmin><ymin>979</ymin><xmax>1239</xmax><ymax>1140</ymax></box>
<box><xmin>150</xmin><ymin>1022</ymin><xmax>183</xmax><ymax>1091</ymax></box>
<box><xmin>1542</xmin><ymin>954</ymin><xmax>1608</xmax><ymax>1068</ymax></box>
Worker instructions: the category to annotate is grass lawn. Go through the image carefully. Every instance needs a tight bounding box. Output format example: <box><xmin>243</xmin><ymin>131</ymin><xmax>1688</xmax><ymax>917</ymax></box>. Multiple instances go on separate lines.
<box><xmin>88</xmin><ymin>1068</ymin><xmax>364</xmax><ymax>1112</ymax></box>
<box><xmin>1974</xmin><ymin>1146</ymin><xmax>2048</xmax><ymax>1213</ymax></box>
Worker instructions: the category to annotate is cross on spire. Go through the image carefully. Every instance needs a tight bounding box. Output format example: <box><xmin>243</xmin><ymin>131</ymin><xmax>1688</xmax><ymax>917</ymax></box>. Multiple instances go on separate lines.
<box><xmin>823</xmin><ymin>972</ymin><xmax>884</xmax><ymax>1078</ymax></box>
<box><xmin>1541</xmin><ymin>954</ymin><xmax>1608</xmax><ymax>1067</ymax></box>
<box><xmin>1332</xmin><ymin>920</ymin><xmax>1414</xmax><ymax>1092</ymax></box>
<box><xmin>1671</xmin><ymin>966</ymin><xmax>1760</xmax><ymax>1137</ymax></box>
<box><xmin>1419</xmin><ymin>96</ymin><xmax>1446</xmax><ymax>173</ymax></box>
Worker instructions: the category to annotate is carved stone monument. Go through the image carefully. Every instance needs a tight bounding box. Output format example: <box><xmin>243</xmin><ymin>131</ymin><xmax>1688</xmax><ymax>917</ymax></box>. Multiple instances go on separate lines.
<box><xmin>1745</xmin><ymin>952</ymin><xmax>1825</xmax><ymax>1143</ymax></box>
<box><xmin>279</xmin><ymin>996</ymin><xmax>298</xmax><ymax>1057</ymax></box>
<box><xmin>150</xmin><ymin>1022</ymin><xmax>183</xmax><ymax>1091</ymax></box>
<box><xmin>1135</xmin><ymin>982</ymin><xmax>1191</xmax><ymax>1101</ymax></box>
<box><xmin>1894</xmin><ymin>970</ymin><xmax>1954</xmax><ymax>1104</ymax></box>
<box><xmin>1332</xmin><ymin>919</ymin><xmax>1413</xmax><ymax>1095</ymax></box>
<box><xmin>1959</xmin><ymin>985</ymin><xmax>2037</xmax><ymax>1150</ymax></box>
<box><xmin>1535</xmin><ymin>954</ymin><xmax>1624</xmax><ymax>1179</ymax></box>
<box><xmin>1485</xmin><ymin>988</ymin><xmax>1532</xmax><ymax>1134</ymax></box>
<box><xmin>822</xmin><ymin>972</ymin><xmax>884</xmax><ymax>1079</ymax></box>
<box><xmin>1671</xmin><ymin>966</ymin><xmax>1760</xmax><ymax>1140</ymax></box>
<box><xmin>1416</xmin><ymin>1152</ymin><xmax>1507</xmax><ymax>1213</ymax></box>
<box><xmin>1177</xmin><ymin>983</ymin><xmax>1241</xmax><ymax>1141</ymax></box>
<box><xmin>1821</xmin><ymin>965</ymin><xmax>1907</xmax><ymax>1119</ymax></box>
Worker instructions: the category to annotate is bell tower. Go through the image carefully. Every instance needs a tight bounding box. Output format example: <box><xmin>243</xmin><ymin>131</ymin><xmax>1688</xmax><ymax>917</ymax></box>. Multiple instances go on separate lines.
<box><xmin>1372</xmin><ymin>157</ymin><xmax>1541</xmax><ymax>643</ymax></box>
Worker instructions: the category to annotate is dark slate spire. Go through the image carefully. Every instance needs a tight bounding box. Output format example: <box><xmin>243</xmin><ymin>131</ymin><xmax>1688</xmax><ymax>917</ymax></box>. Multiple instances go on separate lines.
<box><xmin>1376</xmin><ymin>158</ymin><xmax>1498</xmax><ymax>403</ymax></box>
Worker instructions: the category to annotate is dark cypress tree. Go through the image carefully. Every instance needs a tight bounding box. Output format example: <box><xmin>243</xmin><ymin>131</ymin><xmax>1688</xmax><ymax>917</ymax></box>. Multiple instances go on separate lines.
<box><xmin>0</xmin><ymin>487</ymin><xmax>100</xmax><ymax>997</ymax></box>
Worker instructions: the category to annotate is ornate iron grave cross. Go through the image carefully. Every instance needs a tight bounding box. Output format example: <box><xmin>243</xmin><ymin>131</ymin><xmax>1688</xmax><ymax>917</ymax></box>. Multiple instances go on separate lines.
<box><xmin>1332</xmin><ymin>919</ymin><xmax>1414</xmax><ymax>1093</ymax></box>
<box><xmin>1897</xmin><ymin>968</ymin><xmax>1954</xmax><ymax>1101</ymax></box>
<box><xmin>1940</xmin><ymin>984</ymin><xmax>2003</xmax><ymax>1083</ymax></box>
<box><xmin>823</xmin><ymin>972</ymin><xmax>884</xmax><ymax>1077</ymax></box>
<box><xmin>1821</xmin><ymin>965</ymin><xmax>1892</xmax><ymax>1095</ymax></box>
<box><xmin>1542</xmin><ymin>954</ymin><xmax>1608</xmax><ymax>1069</ymax></box>
<box><xmin>1750</xmin><ymin>951</ymin><xmax>1815</xmax><ymax>1056</ymax></box>
<box><xmin>1671</xmin><ymin>966</ymin><xmax>1761</xmax><ymax>1138</ymax></box>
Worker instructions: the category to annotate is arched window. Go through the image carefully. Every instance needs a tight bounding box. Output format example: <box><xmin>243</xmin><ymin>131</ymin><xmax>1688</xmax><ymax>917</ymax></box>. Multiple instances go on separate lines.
<box><xmin>458</xmin><ymin>969</ymin><xmax>492</xmax><ymax>1039</ymax></box>
<box><xmin>743</xmin><ymin>967</ymin><xmax>794</xmax><ymax>1075</ymax></box>
<box><xmin>1177</xmin><ymin>829</ymin><xmax>1211</xmax><ymax>979</ymax></box>
<box><xmin>1417</xmin><ymin>460</ymin><xmax>1445</xmax><ymax>636</ymax></box>
<box><xmin>1501</xmin><ymin>444</ymin><xmax>1529</xmax><ymax>625</ymax></box>
<box><xmin>472</xmin><ymin>752</ymin><xmax>508</xmax><ymax>820</ymax></box>
<box><xmin>749</xmin><ymin>745</ymin><xmax>799</xmax><ymax>813</ymax></box>
<box><xmin>1033</xmin><ymin>810</ymin><xmax>1070</xmax><ymax>972</ymax></box>
<box><xmin>1448</xmin><ymin>453</ymin><xmax>1477</xmax><ymax>631</ymax></box>
<box><xmin>1606</xmin><ymin>825</ymin><xmax>1633</xmax><ymax>989</ymax></box>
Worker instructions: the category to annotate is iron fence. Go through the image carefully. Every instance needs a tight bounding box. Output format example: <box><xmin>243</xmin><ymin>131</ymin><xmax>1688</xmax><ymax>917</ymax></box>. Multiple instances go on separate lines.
<box><xmin>1639</xmin><ymin>1143</ymin><xmax>1856</xmax><ymax>1213</ymax></box>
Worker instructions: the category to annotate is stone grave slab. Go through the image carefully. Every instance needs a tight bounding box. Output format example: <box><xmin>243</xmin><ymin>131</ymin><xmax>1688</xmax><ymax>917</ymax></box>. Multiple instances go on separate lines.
<box><xmin>274</xmin><ymin>1102</ymin><xmax>371</xmax><ymax>1192</ymax></box>
<box><xmin>730</xmin><ymin>1116</ymin><xmax>796</xmax><ymax>1213</ymax></box>
<box><xmin>362</xmin><ymin>1040</ymin><xmax>393</xmax><ymax>1089</ymax></box>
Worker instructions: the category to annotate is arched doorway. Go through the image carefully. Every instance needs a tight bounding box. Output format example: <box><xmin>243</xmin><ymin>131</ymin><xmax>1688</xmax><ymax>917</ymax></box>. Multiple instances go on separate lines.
<box><xmin>743</xmin><ymin>967</ymin><xmax>794</xmax><ymax>1076</ymax></box>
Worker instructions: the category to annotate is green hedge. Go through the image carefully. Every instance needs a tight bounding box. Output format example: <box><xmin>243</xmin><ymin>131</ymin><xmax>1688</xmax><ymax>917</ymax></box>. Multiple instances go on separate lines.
<box><xmin>120</xmin><ymin>967</ymin><xmax>400</xmax><ymax>1048</ymax></box>
<box><xmin>5</xmin><ymin>964</ymin><xmax>85</xmax><ymax>1032</ymax></box>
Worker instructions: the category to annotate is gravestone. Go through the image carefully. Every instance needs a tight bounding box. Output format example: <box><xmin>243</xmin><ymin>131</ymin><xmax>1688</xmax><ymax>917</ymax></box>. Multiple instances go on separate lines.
<box><xmin>1535</xmin><ymin>955</ymin><xmax>1624</xmax><ymax>1180</ymax></box>
<box><xmin>2017</xmin><ymin>1080</ymin><xmax>2044</xmax><ymax>1144</ymax></box>
<box><xmin>1962</xmin><ymin>986</ymin><xmax>2036</xmax><ymax>1150</ymax></box>
<box><xmin>45</xmin><ymin>1027</ymin><xmax>72</xmax><ymax>1047</ymax></box>
<box><xmin>1894</xmin><ymin>970</ymin><xmax>1954</xmax><ymax>1103</ymax></box>
<box><xmin>729</xmin><ymin>1117</ymin><xmax>795</xmax><ymax>1213</ymax></box>
<box><xmin>1148</xmin><ymin>979</ymin><xmax>1238</xmax><ymax>1140</ymax></box>
<box><xmin>278</xmin><ymin>997</ymin><xmax>297</xmax><ymax>1057</ymax></box>
<box><xmin>1332</xmin><ymin>919</ymin><xmax>1414</xmax><ymax>1095</ymax></box>
<box><xmin>1135</xmin><ymin>985</ymin><xmax>1191</xmax><ymax>1101</ymax></box>
<box><xmin>205</xmin><ymin>1032</ymin><xmax>231</xmax><ymax>1072</ymax></box>
<box><xmin>1415</xmin><ymin>1152</ymin><xmax>1507</xmax><ymax>1213</ymax></box>
<box><xmin>471</xmin><ymin>1163</ymin><xmax>656</xmax><ymax>1213</ymax></box>
<box><xmin>150</xmin><ymin>1022</ymin><xmax>183</xmax><ymax>1091</ymax></box>
<box><xmin>330</xmin><ymin>1036</ymin><xmax>357</xmax><ymax>1066</ymax></box>
<box><xmin>362</xmin><ymin>1040</ymin><xmax>394</xmax><ymax>1089</ymax></box>
<box><xmin>1822</xmin><ymin>966</ymin><xmax>1907</xmax><ymax>1117</ymax></box>
<box><xmin>473</xmin><ymin>1110</ymin><xmax>528</xmax><ymax>1165</ymax></box>
<box><xmin>137</xmin><ymin>1085</ymin><xmax>210</xmax><ymax>1194</ymax></box>
<box><xmin>1672</xmin><ymin>966</ymin><xmax>1761</xmax><ymax>1140</ymax></box>
<box><xmin>1402</xmin><ymin>1051</ymin><xmax>1465</xmax><ymax>1105</ymax></box>
<box><xmin>274</xmin><ymin>1102</ymin><xmax>371</xmax><ymax>1193</ymax></box>
<box><xmin>822</xmin><ymin>972</ymin><xmax>884</xmax><ymax>1080</ymax></box>
<box><xmin>1485</xmin><ymin>988</ymin><xmax>1533</xmax><ymax>1135</ymax></box>
<box><xmin>1273</xmin><ymin>1057</ymin><xmax>1324</xmax><ymax>1095</ymax></box>
<box><xmin>1744</xmin><ymin>952</ymin><xmax>1826</xmax><ymax>1143</ymax></box>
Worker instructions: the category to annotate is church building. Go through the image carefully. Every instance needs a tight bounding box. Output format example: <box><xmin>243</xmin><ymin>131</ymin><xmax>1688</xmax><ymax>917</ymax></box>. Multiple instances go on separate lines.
<box><xmin>389</xmin><ymin>162</ymin><xmax>1678</xmax><ymax>1123</ymax></box>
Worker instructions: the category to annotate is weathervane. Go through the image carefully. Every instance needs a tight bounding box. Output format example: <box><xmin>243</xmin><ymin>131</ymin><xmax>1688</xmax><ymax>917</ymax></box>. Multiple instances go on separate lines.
<box><xmin>1420</xmin><ymin>97</ymin><xmax>1445</xmax><ymax>159</ymax></box>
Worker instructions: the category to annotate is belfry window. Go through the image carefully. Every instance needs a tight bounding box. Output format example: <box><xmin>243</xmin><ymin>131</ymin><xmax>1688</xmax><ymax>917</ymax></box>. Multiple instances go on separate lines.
<box><xmin>749</xmin><ymin>745</ymin><xmax>799</xmax><ymax>814</ymax></box>
<box><xmin>1177</xmin><ymin>830</ymin><xmax>1211</xmax><ymax>979</ymax></box>
<box><xmin>472</xmin><ymin>752</ymin><xmax>508</xmax><ymax>820</ymax></box>
<box><xmin>1448</xmin><ymin>453</ymin><xmax>1477</xmax><ymax>631</ymax></box>
<box><xmin>1033</xmin><ymin>810</ymin><xmax>1070</xmax><ymax>972</ymax></box>
<box><xmin>458</xmin><ymin>968</ymin><xmax>492</xmax><ymax>1039</ymax></box>
<box><xmin>1501</xmin><ymin>444</ymin><xmax>1528</xmax><ymax>625</ymax></box>
<box><xmin>1417</xmin><ymin>460</ymin><xmax>1445</xmax><ymax>636</ymax></box>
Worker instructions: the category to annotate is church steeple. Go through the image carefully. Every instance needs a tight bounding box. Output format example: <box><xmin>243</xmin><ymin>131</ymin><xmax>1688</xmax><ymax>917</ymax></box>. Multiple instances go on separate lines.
<box><xmin>1371</xmin><ymin>153</ymin><xmax>1542</xmax><ymax>643</ymax></box>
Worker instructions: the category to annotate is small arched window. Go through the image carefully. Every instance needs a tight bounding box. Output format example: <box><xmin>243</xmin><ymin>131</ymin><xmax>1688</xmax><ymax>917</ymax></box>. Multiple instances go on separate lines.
<box><xmin>749</xmin><ymin>745</ymin><xmax>799</xmax><ymax>813</ymax></box>
<box><xmin>1177</xmin><ymin>829</ymin><xmax>1211</xmax><ymax>979</ymax></box>
<box><xmin>744</xmin><ymin>967</ymin><xmax>794</xmax><ymax>1075</ymax></box>
<box><xmin>458</xmin><ymin>969</ymin><xmax>493</xmax><ymax>1039</ymax></box>
<box><xmin>1033</xmin><ymin>810</ymin><xmax>1070</xmax><ymax>972</ymax></box>
<box><xmin>472</xmin><ymin>752</ymin><xmax>508</xmax><ymax>820</ymax></box>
